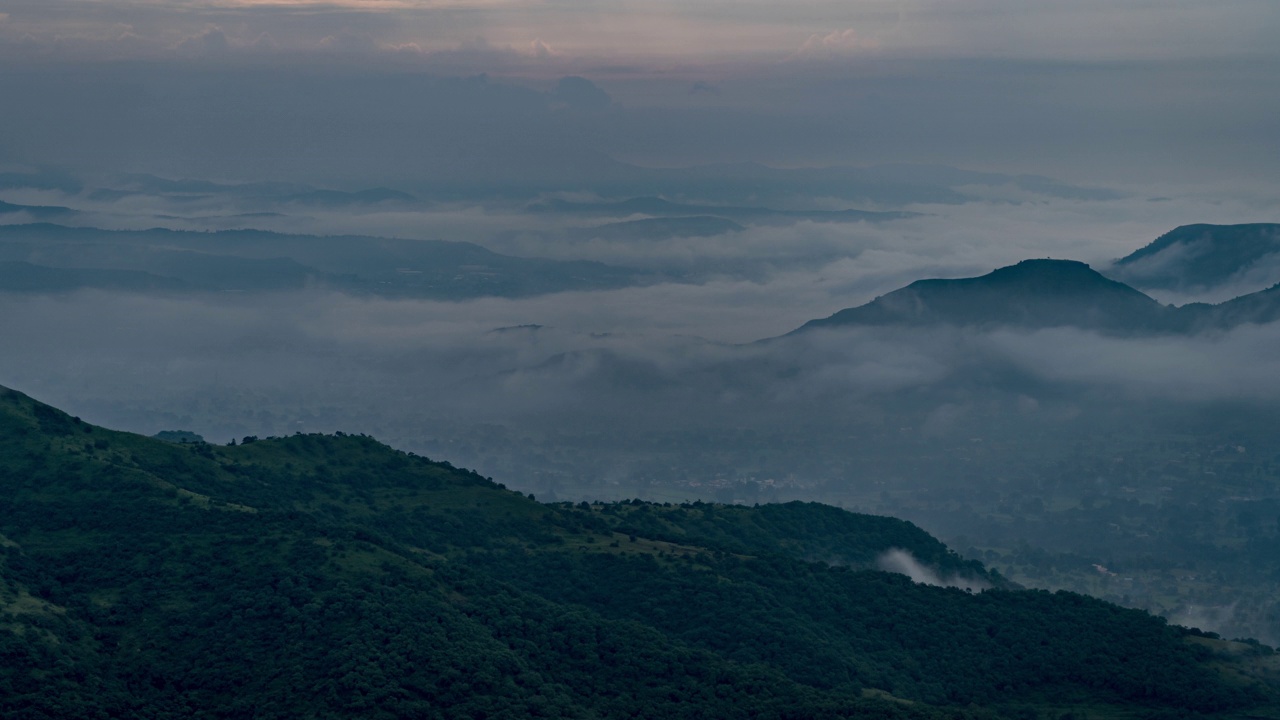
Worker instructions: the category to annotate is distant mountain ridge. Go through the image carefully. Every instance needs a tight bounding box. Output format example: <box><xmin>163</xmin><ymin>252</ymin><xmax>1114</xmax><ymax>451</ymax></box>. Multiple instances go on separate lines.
<box><xmin>795</xmin><ymin>257</ymin><xmax>1280</xmax><ymax>335</ymax></box>
<box><xmin>0</xmin><ymin>260</ymin><xmax>190</xmax><ymax>293</ymax></box>
<box><xmin>0</xmin><ymin>223</ymin><xmax>648</xmax><ymax>298</ymax></box>
<box><xmin>2</xmin><ymin>162</ymin><xmax>1123</xmax><ymax>207</ymax></box>
<box><xmin>108</xmin><ymin>174</ymin><xmax>416</xmax><ymax>207</ymax></box>
<box><xmin>568</xmin><ymin>215</ymin><xmax>746</xmax><ymax>242</ymax></box>
<box><xmin>0</xmin><ymin>200</ymin><xmax>77</xmax><ymax>219</ymax></box>
<box><xmin>1110</xmin><ymin>223</ymin><xmax>1280</xmax><ymax>294</ymax></box>
<box><xmin>529</xmin><ymin>196</ymin><xmax>919</xmax><ymax>224</ymax></box>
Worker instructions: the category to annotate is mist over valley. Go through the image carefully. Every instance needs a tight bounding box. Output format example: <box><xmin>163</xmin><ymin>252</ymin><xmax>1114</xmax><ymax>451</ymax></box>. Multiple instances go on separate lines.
<box><xmin>5</xmin><ymin>176</ymin><xmax>1280</xmax><ymax>647</ymax></box>
<box><xmin>3</xmin><ymin>2</ymin><xmax>1280</xmax><ymax>716</ymax></box>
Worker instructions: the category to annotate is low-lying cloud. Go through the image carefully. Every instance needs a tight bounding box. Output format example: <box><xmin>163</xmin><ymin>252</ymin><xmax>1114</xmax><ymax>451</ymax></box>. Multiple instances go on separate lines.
<box><xmin>6</xmin><ymin>279</ymin><xmax>1280</xmax><ymax>447</ymax></box>
<box><xmin>877</xmin><ymin>549</ymin><xmax>989</xmax><ymax>592</ymax></box>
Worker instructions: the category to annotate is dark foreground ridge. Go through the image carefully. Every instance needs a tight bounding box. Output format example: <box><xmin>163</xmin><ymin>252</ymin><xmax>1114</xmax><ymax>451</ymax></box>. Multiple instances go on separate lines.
<box><xmin>796</xmin><ymin>257</ymin><xmax>1280</xmax><ymax>335</ymax></box>
<box><xmin>0</xmin><ymin>384</ymin><xmax>1275</xmax><ymax>719</ymax></box>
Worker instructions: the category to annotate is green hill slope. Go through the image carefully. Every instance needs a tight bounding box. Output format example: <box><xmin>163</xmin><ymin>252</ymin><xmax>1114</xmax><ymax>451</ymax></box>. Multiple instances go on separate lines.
<box><xmin>0</xmin><ymin>385</ymin><xmax>1273</xmax><ymax>718</ymax></box>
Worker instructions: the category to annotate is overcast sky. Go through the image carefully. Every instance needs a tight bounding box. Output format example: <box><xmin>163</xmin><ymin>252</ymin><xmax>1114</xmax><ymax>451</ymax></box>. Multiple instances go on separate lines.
<box><xmin>5</xmin><ymin>1</ymin><xmax>1278</xmax><ymax>62</ymax></box>
<box><xmin>2</xmin><ymin>0</ymin><xmax>1278</xmax><ymax>186</ymax></box>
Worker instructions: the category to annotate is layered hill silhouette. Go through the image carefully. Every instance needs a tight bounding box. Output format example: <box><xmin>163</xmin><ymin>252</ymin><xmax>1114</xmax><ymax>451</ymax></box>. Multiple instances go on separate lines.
<box><xmin>0</xmin><ymin>384</ymin><xmax>1274</xmax><ymax>718</ymax></box>
<box><xmin>568</xmin><ymin>215</ymin><xmax>746</xmax><ymax>242</ymax></box>
<box><xmin>796</xmin><ymin>257</ymin><xmax>1280</xmax><ymax>335</ymax></box>
<box><xmin>0</xmin><ymin>200</ymin><xmax>77</xmax><ymax>220</ymax></box>
<box><xmin>528</xmin><ymin>196</ymin><xmax>918</xmax><ymax>224</ymax></box>
<box><xmin>6</xmin><ymin>221</ymin><xmax>1278</xmax><ymax>309</ymax></box>
<box><xmin>0</xmin><ymin>224</ymin><xmax>647</xmax><ymax>298</ymax></box>
<box><xmin>101</xmin><ymin>174</ymin><xmax>416</xmax><ymax>208</ymax></box>
<box><xmin>1110</xmin><ymin>223</ymin><xmax>1280</xmax><ymax>293</ymax></box>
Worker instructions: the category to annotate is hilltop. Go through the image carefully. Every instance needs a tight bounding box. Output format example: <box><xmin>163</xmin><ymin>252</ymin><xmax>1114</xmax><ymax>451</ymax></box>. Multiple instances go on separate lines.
<box><xmin>795</xmin><ymin>257</ymin><xmax>1280</xmax><ymax>335</ymax></box>
<box><xmin>0</xmin><ymin>385</ymin><xmax>1274</xmax><ymax>718</ymax></box>
<box><xmin>798</xmin><ymin>259</ymin><xmax>1175</xmax><ymax>334</ymax></box>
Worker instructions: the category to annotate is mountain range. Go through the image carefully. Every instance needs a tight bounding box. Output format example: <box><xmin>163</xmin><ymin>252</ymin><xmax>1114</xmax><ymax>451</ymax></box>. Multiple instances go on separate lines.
<box><xmin>0</xmin><ymin>200</ymin><xmax>77</xmax><ymax>220</ymax></box>
<box><xmin>4</xmin><ymin>221</ymin><xmax>1280</xmax><ymax>334</ymax></box>
<box><xmin>1</xmin><ymin>385</ymin><xmax>1275</xmax><ymax>718</ymax></box>
<box><xmin>0</xmin><ymin>224</ymin><xmax>648</xmax><ymax>298</ymax></box>
<box><xmin>798</xmin><ymin>259</ymin><xmax>1171</xmax><ymax>334</ymax></box>
<box><xmin>0</xmin><ymin>163</ymin><xmax>1126</xmax><ymax>220</ymax></box>
<box><xmin>796</xmin><ymin>238</ymin><xmax>1280</xmax><ymax>336</ymax></box>
<box><xmin>529</xmin><ymin>196</ymin><xmax>919</xmax><ymax>225</ymax></box>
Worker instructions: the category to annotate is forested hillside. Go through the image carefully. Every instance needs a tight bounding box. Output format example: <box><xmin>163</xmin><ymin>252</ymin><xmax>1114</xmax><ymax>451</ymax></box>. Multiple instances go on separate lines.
<box><xmin>0</xmin><ymin>385</ymin><xmax>1274</xmax><ymax>719</ymax></box>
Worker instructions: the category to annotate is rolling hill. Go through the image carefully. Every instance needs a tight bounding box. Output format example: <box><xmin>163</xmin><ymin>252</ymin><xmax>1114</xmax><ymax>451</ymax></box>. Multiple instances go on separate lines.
<box><xmin>795</xmin><ymin>257</ymin><xmax>1280</xmax><ymax>335</ymax></box>
<box><xmin>0</xmin><ymin>384</ymin><xmax>1274</xmax><ymax>718</ymax></box>
<box><xmin>798</xmin><ymin>259</ymin><xmax>1177</xmax><ymax>334</ymax></box>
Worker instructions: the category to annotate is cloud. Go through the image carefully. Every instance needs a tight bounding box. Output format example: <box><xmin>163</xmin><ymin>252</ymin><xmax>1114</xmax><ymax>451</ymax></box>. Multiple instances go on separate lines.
<box><xmin>9</xmin><ymin>271</ymin><xmax>1280</xmax><ymax>456</ymax></box>
<box><xmin>791</xmin><ymin>28</ymin><xmax>879</xmax><ymax>59</ymax></box>
<box><xmin>319</xmin><ymin>30</ymin><xmax>380</xmax><ymax>53</ymax></box>
<box><xmin>417</xmin><ymin>35</ymin><xmax>561</xmax><ymax>70</ymax></box>
<box><xmin>0</xmin><ymin>39</ymin><xmax>1277</xmax><ymax>187</ymax></box>
<box><xmin>550</xmin><ymin>76</ymin><xmax>612</xmax><ymax>111</ymax></box>
<box><xmin>216</xmin><ymin>1</ymin><xmax>429</xmax><ymax>7</ymax></box>
<box><xmin>987</xmin><ymin>324</ymin><xmax>1280</xmax><ymax>402</ymax></box>
<box><xmin>175</xmin><ymin>25</ymin><xmax>230</xmax><ymax>56</ymax></box>
<box><xmin>4</xmin><ymin>0</ymin><xmax>1280</xmax><ymax>68</ymax></box>
<box><xmin>4</xmin><ymin>168</ymin><xmax>1280</xmax><ymax>462</ymax></box>
<box><xmin>877</xmin><ymin>549</ymin><xmax>988</xmax><ymax>592</ymax></box>
<box><xmin>528</xmin><ymin>38</ymin><xmax>556</xmax><ymax>59</ymax></box>
<box><xmin>1169</xmin><ymin>603</ymin><xmax>1240</xmax><ymax>639</ymax></box>
<box><xmin>251</xmin><ymin>32</ymin><xmax>278</xmax><ymax>50</ymax></box>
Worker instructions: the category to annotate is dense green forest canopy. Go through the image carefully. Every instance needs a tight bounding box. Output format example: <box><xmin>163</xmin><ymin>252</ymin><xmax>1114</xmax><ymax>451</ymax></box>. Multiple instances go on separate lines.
<box><xmin>0</xmin><ymin>384</ymin><xmax>1275</xmax><ymax>719</ymax></box>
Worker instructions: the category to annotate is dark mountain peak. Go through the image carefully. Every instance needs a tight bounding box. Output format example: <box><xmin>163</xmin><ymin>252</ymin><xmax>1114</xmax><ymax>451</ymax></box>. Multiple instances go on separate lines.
<box><xmin>795</xmin><ymin>251</ymin><xmax>1280</xmax><ymax>336</ymax></box>
<box><xmin>923</xmin><ymin>258</ymin><xmax>1129</xmax><ymax>293</ymax></box>
<box><xmin>986</xmin><ymin>257</ymin><xmax>1093</xmax><ymax>278</ymax></box>
<box><xmin>799</xmin><ymin>259</ymin><xmax>1169</xmax><ymax>334</ymax></box>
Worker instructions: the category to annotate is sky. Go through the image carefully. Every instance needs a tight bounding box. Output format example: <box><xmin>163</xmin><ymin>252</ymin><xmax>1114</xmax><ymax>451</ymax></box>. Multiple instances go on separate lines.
<box><xmin>5</xmin><ymin>1</ymin><xmax>1278</xmax><ymax>63</ymax></box>
<box><xmin>2</xmin><ymin>0</ymin><xmax>1279</xmax><ymax>186</ymax></box>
